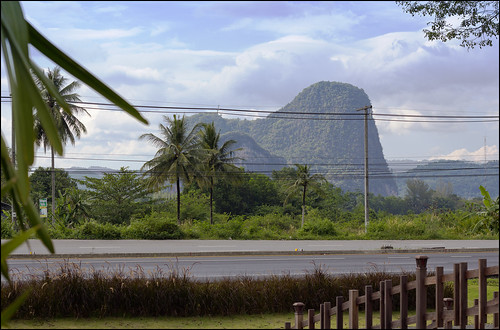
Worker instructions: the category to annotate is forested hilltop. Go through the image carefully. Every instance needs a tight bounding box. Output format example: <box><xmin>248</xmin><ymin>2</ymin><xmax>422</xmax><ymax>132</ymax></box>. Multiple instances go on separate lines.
<box><xmin>187</xmin><ymin>81</ymin><xmax>397</xmax><ymax>196</ymax></box>
<box><xmin>392</xmin><ymin>160</ymin><xmax>499</xmax><ymax>198</ymax></box>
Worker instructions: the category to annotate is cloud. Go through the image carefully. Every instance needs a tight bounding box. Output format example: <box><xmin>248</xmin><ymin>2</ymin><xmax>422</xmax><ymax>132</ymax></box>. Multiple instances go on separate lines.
<box><xmin>429</xmin><ymin>145</ymin><xmax>499</xmax><ymax>162</ymax></box>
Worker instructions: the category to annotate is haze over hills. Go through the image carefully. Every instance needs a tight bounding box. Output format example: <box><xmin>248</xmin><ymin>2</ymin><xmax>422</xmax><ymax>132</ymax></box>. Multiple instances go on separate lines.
<box><xmin>187</xmin><ymin>81</ymin><xmax>398</xmax><ymax>196</ymax></box>
<box><xmin>64</xmin><ymin>81</ymin><xmax>498</xmax><ymax>199</ymax></box>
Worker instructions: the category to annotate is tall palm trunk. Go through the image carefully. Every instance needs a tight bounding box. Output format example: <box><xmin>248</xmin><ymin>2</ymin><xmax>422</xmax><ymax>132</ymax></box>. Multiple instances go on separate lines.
<box><xmin>301</xmin><ymin>185</ymin><xmax>307</xmax><ymax>228</ymax></box>
<box><xmin>209</xmin><ymin>177</ymin><xmax>214</xmax><ymax>225</ymax></box>
<box><xmin>51</xmin><ymin>146</ymin><xmax>55</xmax><ymax>224</ymax></box>
<box><xmin>176</xmin><ymin>176</ymin><xmax>181</xmax><ymax>225</ymax></box>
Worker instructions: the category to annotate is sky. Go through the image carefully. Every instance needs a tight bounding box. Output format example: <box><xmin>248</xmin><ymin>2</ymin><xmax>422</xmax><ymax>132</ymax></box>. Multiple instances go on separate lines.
<box><xmin>1</xmin><ymin>1</ymin><xmax>499</xmax><ymax>172</ymax></box>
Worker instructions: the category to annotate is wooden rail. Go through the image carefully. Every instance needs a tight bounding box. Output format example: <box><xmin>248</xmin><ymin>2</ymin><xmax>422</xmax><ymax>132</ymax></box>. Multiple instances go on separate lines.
<box><xmin>284</xmin><ymin>256</ymin><xmax>499</xmax><ymax>329</ymax></box>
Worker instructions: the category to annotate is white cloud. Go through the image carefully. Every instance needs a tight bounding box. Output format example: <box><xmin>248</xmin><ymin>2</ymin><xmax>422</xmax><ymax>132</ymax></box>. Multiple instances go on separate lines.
<box><xmin>429</xmin><ymin>145</ymin><xmax>499</xmax><ymax>162</ymax></box>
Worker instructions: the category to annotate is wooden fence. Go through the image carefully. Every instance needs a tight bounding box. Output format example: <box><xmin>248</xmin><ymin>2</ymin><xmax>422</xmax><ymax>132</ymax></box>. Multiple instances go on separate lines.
<box><xmin>285</xmin><ymin>256</ymin><xmax>499</xmax><ymax>329</ymax></box>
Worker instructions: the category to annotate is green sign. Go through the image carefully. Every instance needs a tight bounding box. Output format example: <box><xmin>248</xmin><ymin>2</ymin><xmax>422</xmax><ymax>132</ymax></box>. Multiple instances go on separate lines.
<box><xmin>39</xmin><ymin>198</ymin><xmax>47</xmax><ymax>217</ymax></box>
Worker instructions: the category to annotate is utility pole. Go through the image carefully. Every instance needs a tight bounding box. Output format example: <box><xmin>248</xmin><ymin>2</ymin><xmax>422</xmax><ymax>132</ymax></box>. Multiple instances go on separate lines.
<box><xmin>356</xmin><ymin>105</ymin><xmax>372</xmax><ymax>233</ymax></box>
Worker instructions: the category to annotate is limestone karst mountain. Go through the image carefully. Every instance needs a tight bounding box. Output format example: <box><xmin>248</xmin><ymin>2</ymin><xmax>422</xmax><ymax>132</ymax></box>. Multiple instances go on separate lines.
<box><xmin>187</xmin><ymin>81</ymin><xmax>398</xmax><ymax>196</ymax></box>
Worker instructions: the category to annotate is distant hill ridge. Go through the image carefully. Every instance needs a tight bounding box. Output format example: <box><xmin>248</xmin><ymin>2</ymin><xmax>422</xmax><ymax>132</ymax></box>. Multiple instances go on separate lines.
<box><xmin>187</xmin><ymin>81</ymin><xmax>398</xmax><ymax>196</ymax></box>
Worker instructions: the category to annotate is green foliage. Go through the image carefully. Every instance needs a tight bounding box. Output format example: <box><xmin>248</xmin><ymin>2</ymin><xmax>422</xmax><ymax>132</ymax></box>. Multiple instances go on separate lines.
<box><xmin>214</xmin><ymin>173</ymin><xmax>280</xmax><ymax>215</ymax></box>
<box><xmin>79</xmin><ymin>167</ymin><xmax>151</xmax><ymax>225</ymax></box>
<box><xmin>1</xmin><ymin>214</ymin><xmax>14</xmax><ymax>239</ymax></box>
<box><xmin>140</xmin><ymin>115</ymin><xmax>204</xmax><ymax>225</ymax></box>
<box><xmin>123</xmin><ymin>212</ymin><xmax>183</xmax><ymax>240</ymax></box>
<box><xmin>396</xmin><ymin>1</ymin><xmax>499</xmax><ymax>49</ymax></box>
<box><xmin>405</xmin><ymin>179</ymin><xmax>433</xmax><ymax>213</ymax></box>
<box><xmin>469</xmin><ymin>185</ymin><xmax>499</xmax><ymax>234</ymax></box>
<box><xmin>74</xmin><ymin>220</ymin><xmax>123</xmax><ymax>240</ymax></box>
<box><xmin>28</xmin><ymin>167</ymin><xmax>77</xmax><ymax>206</ymax></box>
<box><xmin>1</xmin><ymin>1</ymin><xmax>148</xmax><ymax>324</ymax></box>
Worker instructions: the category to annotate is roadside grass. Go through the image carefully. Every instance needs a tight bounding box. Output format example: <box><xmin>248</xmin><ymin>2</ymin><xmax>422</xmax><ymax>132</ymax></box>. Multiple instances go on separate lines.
<box><xmin>4</xmin><ymin>279</ymin><xmax>498</xmax><ymax>329</ymax></box>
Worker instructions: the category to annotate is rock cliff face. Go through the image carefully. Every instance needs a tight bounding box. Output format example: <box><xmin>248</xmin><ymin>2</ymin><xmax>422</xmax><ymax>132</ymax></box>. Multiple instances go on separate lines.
<box><xmin>188</xmin><ymin>81</ymin><xmax>398</xmax><ymax>196</ymax></box>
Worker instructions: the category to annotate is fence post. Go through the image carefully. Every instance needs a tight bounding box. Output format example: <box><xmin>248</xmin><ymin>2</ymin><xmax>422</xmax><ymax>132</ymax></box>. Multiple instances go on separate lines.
<box><xmin>436</xmin><ymin>266</ymin><xmax>444</xmax><ymax>328</ymax></box>
<box><xmin>474</xmin><ymin>299</ymin><xmax>479</xmax><ymax>329</ymax></box>
<box><xmin>349</xmin><ymin>289</ymin><xmax>359</xmax><ymax>329</ymax></box>
<box><xmin>453</xmin><ymin>263</ymin><xmax>460</xmax><ymax>326</ymax></box>
<box><xmin>336</xmin><ymin>296</ymin><xmax>344</xmax><ymax>330</ymax></box>
<box><xmin>324</xmin><ymin>301</ymin><xmax>331</xmax><ymax>329</ymax></box>
<box><xmin>308</xmin><ymin>309</ymin><xmax>315</xmax><ymax>330</ymax></box>
<box><xmin>384</xmin><ymin>280</ymin><xmax>392</xmax><ymax>329</ymax></box>
<box><xmin>443</xmin><ymin>298</ymin><xmax>453</xmax><ymax>329</ymax></box>
<box><xmin>459</xmin><ymin>262</ymin><xmax>468</xmax><ymax>329</ymax></box>
<box><xmin>294</xmin><ymin>302</ymin><xmax>305</xmax><ymax>329</ymax></box>
<box><xmin>494</xmin><ymin>292</ymin><xmax>499</xmax><ymax>328</ymax></box>
<box><xmin>320</xmin><ymin>303</ymin><xmax>325</xmax><ymax>330</ymax></box>
<box><xmin>416</xmin><ymin>255</ymin><xmax>428</xmax><ymax>329</ymax></box>
<box><xmin>380</xmin><ymin>280</ymin><xmax>385</xmax><ymax>328</ymax></box>
<box><xmin>365</xmin><ymin>285</ymin><xmax>373</xmax><ymax>329</ymax></box>
<box><xmin>478</xmin><ymin>259</ymin><xmax>487</xmax><ymax>329</ymax></box>
<box><xmin>400</xmin><ymin>275</ymin><xmax>408</xmax><ymax>329</ymax></box>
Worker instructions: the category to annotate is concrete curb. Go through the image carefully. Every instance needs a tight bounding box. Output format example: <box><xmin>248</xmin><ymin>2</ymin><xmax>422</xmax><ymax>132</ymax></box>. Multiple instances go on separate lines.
<box><xmin>8</xmin><ymin>247</ymin><xmax>499</xmax><ymax>259</ymax></box>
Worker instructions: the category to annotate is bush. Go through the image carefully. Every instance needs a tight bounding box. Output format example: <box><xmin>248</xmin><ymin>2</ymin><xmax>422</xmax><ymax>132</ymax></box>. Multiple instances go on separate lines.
<box><xmin>1</xmin><ymin>213</ymin><xmax>14</xmax><ymax>239</ymax></box>
<box><xmin>74</xmin><ymin>220</ymin><xmax>123</xmax><ymax>239</ymax></box>
<box><xmin>123</xmin><ymin>212</ymin><xmax>184</xmax><ymax>240</ymax></box>
<box><xmin>295</xmin><ymin>209</ymin><xmax>338</xmax><ymax>239</ymax></box>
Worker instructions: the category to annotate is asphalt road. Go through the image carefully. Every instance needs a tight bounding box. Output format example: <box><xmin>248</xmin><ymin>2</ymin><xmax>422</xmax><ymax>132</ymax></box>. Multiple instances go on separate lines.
<box><xmin>4</xmin><ymin>239</ymin><xmax>498</xmax><ymax>282</ymax></box>
<box><xmin>5</xmin><ymin>251</ymin><xmax>498</xmax><ymax>282</ymax></box>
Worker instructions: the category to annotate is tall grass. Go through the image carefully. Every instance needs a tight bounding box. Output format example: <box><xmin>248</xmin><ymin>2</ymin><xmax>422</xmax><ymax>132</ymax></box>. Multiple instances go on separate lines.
<box><xmin>1</xmin><ymin>260</ymin><xmax>451</xmax><ymax>319</ymax></box>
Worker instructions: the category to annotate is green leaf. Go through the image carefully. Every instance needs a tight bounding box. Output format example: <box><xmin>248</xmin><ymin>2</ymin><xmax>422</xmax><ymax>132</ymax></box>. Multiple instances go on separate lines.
<box><xmin>27</xmin><ymin>23</ymin><xmax>149</xmax><ymax>125</ymax></box>
<box><xmin>1</xmin><ymin>225</ymin><xmax>40</xmax><ymax>282</ymax></box>
<box><xmin>479</xmin><ymin>185</ymin><xmax>492</xmax><ymax>208</ymax></box>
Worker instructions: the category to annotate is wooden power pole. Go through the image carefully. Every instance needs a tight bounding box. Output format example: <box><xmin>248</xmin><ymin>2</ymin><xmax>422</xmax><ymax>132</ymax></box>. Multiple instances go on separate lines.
<box><xmin>356</xmin><ymin>105</ymin><xmax>372</xmax><ymax>233</ymax></box>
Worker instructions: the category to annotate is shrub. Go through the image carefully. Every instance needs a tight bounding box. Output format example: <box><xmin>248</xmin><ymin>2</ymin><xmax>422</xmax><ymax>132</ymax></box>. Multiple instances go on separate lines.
<box><xmin>1</xmin><ymin>213</ymin><xmax>14</xmax><ymax>239</ymax></box>
<box><xmin>74</xmin><ymin>220</ymin><xmax>123</xmax><ymax>239</ymax></box>
<box><xmin>123</xmin><ymin>212</ymin><xmax>184</xmax><ymax>240</ymax></box>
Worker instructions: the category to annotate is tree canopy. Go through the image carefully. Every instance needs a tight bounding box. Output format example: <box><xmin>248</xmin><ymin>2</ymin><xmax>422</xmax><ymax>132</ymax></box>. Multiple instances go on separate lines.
<box><xmin>397</xmin><ymin>1</ymin><xmax>499</xmax><ymax>49</ymax></box>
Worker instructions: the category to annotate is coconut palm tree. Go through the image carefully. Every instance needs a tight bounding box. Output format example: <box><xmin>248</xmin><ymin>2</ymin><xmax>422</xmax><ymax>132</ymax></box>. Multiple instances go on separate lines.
<box><xmin>140</xmin><ymin>115</ymin><xmax>203</xmax><ymax>224</ymax></box>
<box><xmin>199</xmin><ymin>122</ymin><xmax>242</xmax><ymax>224</ymax></box>
<box><xmin>33</xmin><ymin>67</ymin><xmax>90</xmax><ymax>223</ymax></box>
<box><xmin>283</xmin><ymin>164</ymin><xmax>327</xmax><ymax>228</ymax></box>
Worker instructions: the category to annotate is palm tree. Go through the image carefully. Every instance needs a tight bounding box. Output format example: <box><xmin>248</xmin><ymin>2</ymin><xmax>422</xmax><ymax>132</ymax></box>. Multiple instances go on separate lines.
<box><xmin>283</xmin><ymin>164</ymin><xmax>327</xmax><ymax>228</ymax></box>
<box><xmin>199</xmin><ymin>122</ymin><xmax>242</xmax><ymax>225</ymax></box>
<box><xmin>34</xmin><ymin>67</ymin><xmax>90</xmax><ymax>223</ymax></box>
<box><xmin>140</xmin><ymin>115</ymin><xmax>203</xmax><ymax>224</ymax></box>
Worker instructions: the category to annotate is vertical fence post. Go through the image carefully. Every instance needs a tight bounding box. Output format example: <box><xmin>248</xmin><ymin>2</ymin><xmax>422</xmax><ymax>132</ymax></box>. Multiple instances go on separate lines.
<box><xmin>436</xmin><ymin>266</ymin><xmax>444</xmax><ymax>328</ymax></box>
<box><xmin>365</xmin><ymin>285</ymin><xmax>373</xmax><ymax>329</ymax></box>
<box><xmin>380</xmin><ymin>281</ymin><xmax>385</xmax><ymax>328</ymax></box>
<box><xmin>308</xmin><ymin>309</ymin><xmax>315</xmax><ymax>330</ymax></box>
<box><xmin>443</xmin><ymin>298</ymin><xmax>454</xmax><ymax>329</ymax></box>
<box><xmin>320</xmin><ymin>303</ymin><xmax>325</xmax><ymax>330</ymax></box>
<box><xmin>349</xmin><ymin>289</ymin><xmax>359</xmax><ymax>329</ymax></box>
<box><xmin>416</xmin><ymin>255</ymin><xmax>428</xmax><ymax>329</ymax></box>
<box><xmin>453</xmin><ymin>263</ymin><xmax>460</xmax><ymax>326</ymax></box>
<box><xmin>400</xmin><ymin>275</ymin><xmax>408</xmax><ymax>329</ymax></box>
<box><xmin>324</xmin><ymin>302</ymin><xmax>331</xmax><ymax>329</ymax></box>
<box><xmin>336</xmin><ymin>296</ymin><xmax>344</xmax><ymax>330</ymax></box>
<box><xmin>384</xmin><ymin>280</ymin><xmax>392</xmax><ymax>329</ymax></box>
<box><xmin>474</xmin><ymin>299</ymin><xmax>479</xmax><ymax>329</ymax></box>
<box><xmin>459</xmin><ymin>262</ymin><xmax>468</xmax><ymax>329</ymax></box>
<box><xmin>294</xmin><ymin>302</ymin><xmax>305</xmax><ymax>330</ymax></box>
<box><xmin>493</xmin><ymin>292</ymin><xmax>499</xmax><ymax>328</ymax></box>
<box><xmin>478</xmin><ymin>259</ymin><xmax>487</xmax><ymax>329</ymax></box>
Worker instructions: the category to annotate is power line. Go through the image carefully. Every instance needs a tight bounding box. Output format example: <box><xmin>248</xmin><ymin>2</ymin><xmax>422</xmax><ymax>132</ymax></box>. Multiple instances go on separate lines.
<box><xmin>1</xmin><ymin>96</ymin><xmax>498</xmax><ymax>121</ymax></box>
